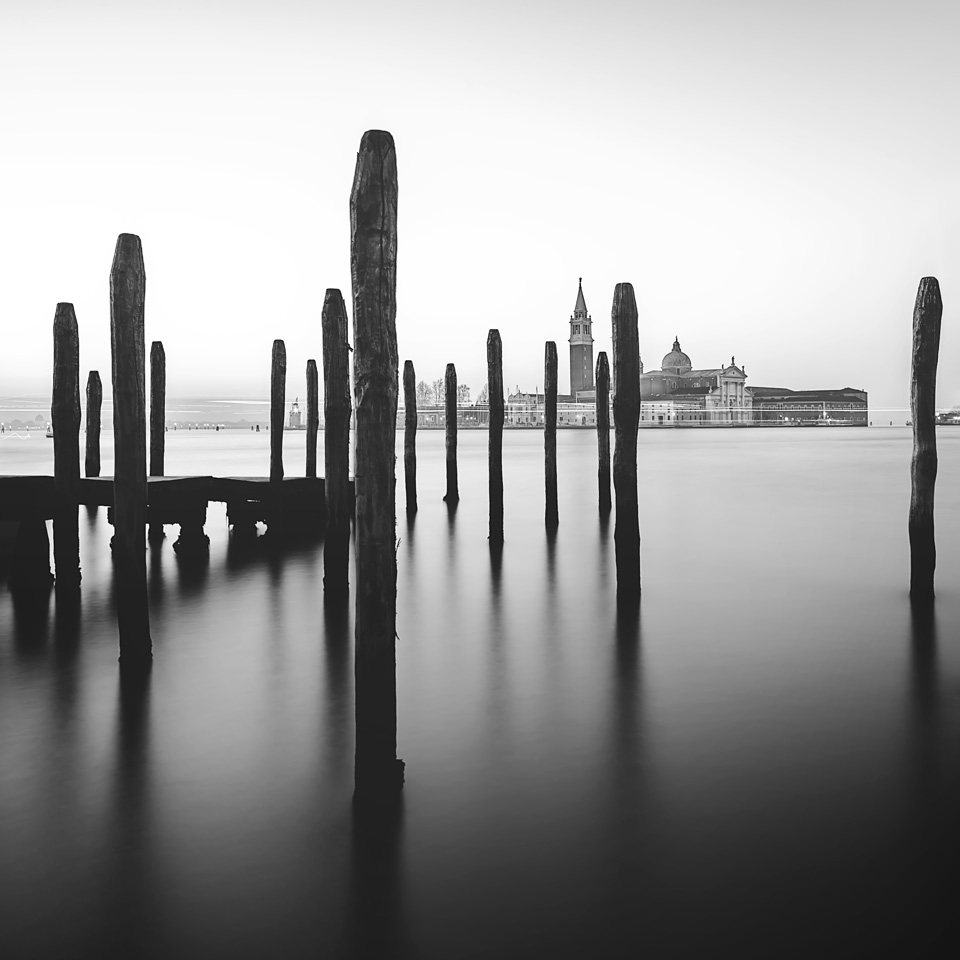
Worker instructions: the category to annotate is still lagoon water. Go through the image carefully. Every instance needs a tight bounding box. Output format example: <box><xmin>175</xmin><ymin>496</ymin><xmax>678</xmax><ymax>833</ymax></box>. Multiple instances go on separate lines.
<box><xmin>2</xmin><ymin>424</ymin><xmax>959</xmax><ymax>957</ymax></box>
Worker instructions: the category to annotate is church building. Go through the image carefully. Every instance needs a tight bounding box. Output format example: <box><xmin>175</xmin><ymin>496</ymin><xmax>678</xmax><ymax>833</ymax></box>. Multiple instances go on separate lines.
<box><xmin>641</xmin><ymin>337</ymin><xmax>751</xmax><ymax>423</ymax></box>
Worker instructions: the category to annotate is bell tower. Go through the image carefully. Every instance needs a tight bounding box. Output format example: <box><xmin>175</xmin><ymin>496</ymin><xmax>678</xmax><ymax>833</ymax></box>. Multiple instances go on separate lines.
<box><xmin>569</xmin><ymin>277</ymin><xmax>594</xmax><ymax>396</ymax></box>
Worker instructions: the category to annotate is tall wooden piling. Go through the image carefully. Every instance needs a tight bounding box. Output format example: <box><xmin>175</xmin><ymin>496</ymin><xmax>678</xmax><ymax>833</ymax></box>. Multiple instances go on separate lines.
<box><xmin>323</xmin><ymin>288</ymin><xmax>352</xmax><ymax>595</ymax></box>
<box><xmin>52</xmin><ymin>302</ymin><xmax>81</xmax><ymax>590</ymax></box>
<box><xmin>270</xmin><ymin>339</ymin><xmax>285</xmax><ymax>483</ymax></box>
<box><xmin>909</xmin><ymin>277</ymin><xmax>942</xmax><ymax>604</ymax></box>
<box><xmin>148</xmin><ymin>341</ymin><xmax>165</xmax><ymax>541</ymax></box>
<box><xmin>596</xmin><ymin>351</ymin><xmax>611</xmax><ymax>513</ymax></box>
<box><xmin>403</xmin><ymin>360</ymin><xmax>417</xmax><ymax>515</ymax></box>
<box><xmin>612</xmin><ymin>283</ymin><xmax>641</xmax><ymax>603</ymax></box>
<box><xmin>85</xmin><ymin>371</ymin><xmax>102</xmax><ymax>478</ymax></box>
<box><xmin>444</xmin><ymin>363</ymin><xmax>459</xmax><ymax>503</ymax></box>
<box><xmin>351</xmin><ymin>129</ymin><xmax>403</xmax><ymax>796</ymax></box>
<box><xmin>306</xmin><ymin>359</ymin><xmax>319</xmax><ymax>479</ymax></box>
<box><xmin>110</xmin><ymin>233</ymin><xmax>151</xmax><ymax>663</ymax></box>
<box><xmin>544</xmin><ymin>341</ymin><xmax>558</xmax><ymax>528</ymax></box>
<box><xmin>149</xmin><ymin>341</ymin><xmax>165</xmax><ymax>477</ymax></box>
<box><xmin>488</xmin><ymin>330</ymin><xmax>504</xmax><ymax>544</ymax></box>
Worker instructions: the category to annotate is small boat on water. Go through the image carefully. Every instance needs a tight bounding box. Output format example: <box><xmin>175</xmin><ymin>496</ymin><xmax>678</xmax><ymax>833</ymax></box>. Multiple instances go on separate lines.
<box><xmin>45</xmin><ymin>423</ymin><xmax>53</xmax><ymax>438</ymax></box>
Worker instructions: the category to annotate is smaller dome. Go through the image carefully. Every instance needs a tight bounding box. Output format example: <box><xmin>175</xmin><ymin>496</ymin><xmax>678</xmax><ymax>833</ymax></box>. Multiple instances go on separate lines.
<box><xmin>661</xmin><ymin>337</ymin><xmax>692</xmax><ymax>374</ymax></box>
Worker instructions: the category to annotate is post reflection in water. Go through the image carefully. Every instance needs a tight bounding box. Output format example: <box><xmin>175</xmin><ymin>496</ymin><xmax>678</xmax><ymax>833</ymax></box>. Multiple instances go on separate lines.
<box><xmin>322</xmin><ymin>590</ymin><xmax>352</xmax><ymax>777</ymax></box>
<box><xmin>349</xmin><ymin>796</ymin><xmax>408</xmax><ymax>958</ymax></box>
<box><xmin>3</xmin><ymin>428</ymin><xmax>960</xmax><ymax>957</ymax></box>
<box><xmin>108</xmin><ymin>664</ymin><xmax>157</xmax><ymax>958</ymax></box>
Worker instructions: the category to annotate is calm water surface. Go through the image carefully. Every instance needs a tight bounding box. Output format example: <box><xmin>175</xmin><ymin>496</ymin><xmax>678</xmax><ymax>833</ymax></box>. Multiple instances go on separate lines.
<box><xmin>2</xmin><ymin>427</ymin><xmax>959</xmax><ymax>958</ymax></box>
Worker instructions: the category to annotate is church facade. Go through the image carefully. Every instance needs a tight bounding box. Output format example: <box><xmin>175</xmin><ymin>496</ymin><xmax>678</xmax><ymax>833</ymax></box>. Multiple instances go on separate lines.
<box><xmin>640</xmin><ymin>338</ymin><xmax>752</xmax><ymax>424</ymax></box>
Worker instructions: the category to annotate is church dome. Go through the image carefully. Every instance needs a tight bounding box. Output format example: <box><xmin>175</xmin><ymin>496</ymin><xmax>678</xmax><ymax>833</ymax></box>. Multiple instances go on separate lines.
<box><xmin>661</xmin><ymin>337</ymin><xmax>692</xmax><ymax>374</ymax></box>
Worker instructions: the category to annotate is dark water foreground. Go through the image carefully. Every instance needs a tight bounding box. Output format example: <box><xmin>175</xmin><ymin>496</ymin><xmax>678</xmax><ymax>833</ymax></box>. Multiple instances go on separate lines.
<box><xmin>2</xmin><ymin>428</ymin><xmax>960</xmax><ymax>958</ymax></box>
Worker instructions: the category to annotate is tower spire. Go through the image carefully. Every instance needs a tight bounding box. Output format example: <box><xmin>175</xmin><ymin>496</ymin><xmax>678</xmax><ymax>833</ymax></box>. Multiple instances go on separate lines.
<box><xmin>574</xmin><ymin>277</ymin><xmax>588</xmax><ymax>318</ymax></box>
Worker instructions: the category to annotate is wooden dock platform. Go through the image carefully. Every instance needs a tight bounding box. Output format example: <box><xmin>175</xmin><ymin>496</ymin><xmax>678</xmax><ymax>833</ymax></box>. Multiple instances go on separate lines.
<box><xmin>0</xmin><ymin>474</ymin><xmax>335</xmax><ymax>524</ymax></box>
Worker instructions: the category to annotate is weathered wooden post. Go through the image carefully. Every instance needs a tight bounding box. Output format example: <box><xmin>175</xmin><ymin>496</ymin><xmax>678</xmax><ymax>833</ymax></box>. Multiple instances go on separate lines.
<box><xmin>85</xmin><ymin>371</ymin><xmax>102</xmax><ymax>478</ymax></box>
<box><xmin>403</xmin><ymin>360</ymin><xmax>417</xmax><ymax>515</ymax></box>
<box><xmin>110</xmin><ymin>233</ymin><xmax>151</xmax><ymax>664</ymax></box>
<box><xmin>323</xmin><ymin>288</ymin><xmax>352</xmax><ymax>596</ymax></box>
<box><xmin>148</xmin><ymin>341</ymin><xmax>165</xmax><ymax>541</ymax></box>
<box><xmin>306</xmin><ymin>358</ymin><xmax>319</xmax><ymax>479</ymax></box>
<box><xmin>596</xmin><ymin>351</ymin><xmax>611</xmax><ymax>513</ymax></box>
<box><xmin>544</xmin><ymin>341</ymin><xmax>558</xmax><ymax>528</ymax></box>
<box><xmin>149</xmin><ymin>341</ymin><xmax>165</xmax><ymax>477</ymax></box>
<box><xmin>351</xmin><ymin>129</ymin><xmax>403</xmax><ymax>796</ymax></box>
<box><xmin>909</xmin><ymin>276</ymin><xmax>942</xmax><ymax>604</ymax></box>
<box><xmin>488</xmin><ymin>330</ymin><xmax>504</xmax><ymax>543</ymax></box>
<box><xmin>52</xmin><ymin>302</ymin><xmax>81</xmax><ymax>591</ymax></box>
<box><xmin>612</xmin><ymin>283</ymin><xmax>641</xmax><ymax>603</ymax></box>
<box><xmin>444</xmin><ymin>363</ymin><xmax>459</xmax><ymax>503</ymax></box>
<box><xmin>270</xmin><ymin>339</ymin><xmax>285</xmax><ymax>483</ymax></box>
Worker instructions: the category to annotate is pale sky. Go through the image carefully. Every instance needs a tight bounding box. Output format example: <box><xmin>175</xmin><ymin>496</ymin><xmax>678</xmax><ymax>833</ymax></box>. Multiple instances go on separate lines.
<box><xmin>1</xmin><ymin>0</ymin><xmax>958</xmax><ymax>412</ymax></box>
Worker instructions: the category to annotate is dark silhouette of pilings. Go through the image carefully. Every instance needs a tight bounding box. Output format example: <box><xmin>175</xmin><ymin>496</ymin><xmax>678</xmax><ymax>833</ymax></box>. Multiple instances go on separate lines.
<box><xmin>444</xmin><ymin>363</ymin><xmax>459</xmax><ymax>503</ymax></box>
<box><xmin>270</xmin><ymin>339</ymin><xmax>285</xmax><ymax>483</ymax></box>
<box><xmin>85</xmin><ymin>371</ymin><xmax>102</xmax><ymax>478</ymax></box>
<box><xmin>544</xmin><ymin>341</ymin><xmax>558</xmax><ymax>528</ymax></box>
<box><xmin>487</xmin><ymin>330</ymin><xmax>504</xmax><ymax>544</ymax></box>
<box><xmin>9</xmin><ymin>521</ymin><xmax>52</xmax><ymax>596</ymax></box>
<box><xmin>323</xmin><ymin>288</ymin><xmax>351</xmax><ymax>596</ymax></box>
<box><xmin>148</xmin><ymin>341</ymin><xmax>165</xmax><ymax>541</ymax></box>
<box><xmin>596</xmin><ymin>352</ymin><xmax>611</xmax><ymax>514</ymax></box>
<box><xmin>612</xmin><ymin>283</ymin><xmax>641</xmax><ymax>604</ymax></box>
<box><xmin>909</xmin><ymin>277</ymin><xmax>942</xmax><ymax>604</ymax></box>
<box><xmin>306</xmin><ymin>359</ymin><xmax>319</xmax><ymax>479</ymax></box>
<box><xmin>403</xmin><ymin>360</ymin><xmax>417</xmax><ymax>515</ymax></box>
<box><xmin>52</xmin><ymin>303</ymin><xmax>81</xmax><ymax>591</ymax></box>
<box><xmin>350</xmin><ymin>129</ymin><xmax>404</xmax><ymax>797</ymax></box>
<box><xmin>110</xmin><ymin>233</ymin><xmax>151</xmax><ymax>665</ymax></box>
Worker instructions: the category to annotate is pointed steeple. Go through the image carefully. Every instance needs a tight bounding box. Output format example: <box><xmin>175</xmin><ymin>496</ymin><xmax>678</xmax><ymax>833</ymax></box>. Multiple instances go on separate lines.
<box><xmin>573</xmin><ymin>277</ymin><xmax>588</xmax><ymax>318</ymax></box>
<box><xmin>568</xmin><ymin>277</ymin><xmax>594</xmax><ymax>395</ymax></box>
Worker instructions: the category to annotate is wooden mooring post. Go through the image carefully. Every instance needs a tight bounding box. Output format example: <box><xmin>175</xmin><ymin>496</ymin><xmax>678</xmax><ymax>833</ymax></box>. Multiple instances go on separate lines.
<box><xmin>403</xmin><ymin>360</ymin><xmax>417</xmax><ymax>515</ymax></box>
<box><xmin>612</xmin><ymin>283</ymin><xmax>641</xmax><ymax>604</ymax></box>
<box><xmin>323</xmin><ymin>288</ymin><xmax>351</xmax><ymax>596</ymax></box>
<box><xmin>444</xmin><ymin>362</ymin><xmax>459</xmax><ymax>504</ymax></box>
<box><xmin>351</xmin><ymin>129</ymin><xmax>404</xmax><ymax>797</ymax></box>
<box><xmin>149</xmin><ymin>341</ymin><xmax>165</xmax><ymax>477</ymax></box>
<box><xmin>544</xmin><ymin>341</ymin><xmax>558</xmax><ymax>528</ymax></box>
<box><xmin>148</xmin><ymin>341</ymin><xmax>165</xmax><ymax>540</ymax></box>
<box><xmin>488</xmin><ymin>330</ymin><xmax>504</xmax><ymax>544</ymax></box>
<box><xmin>596</xmin><ymin>351</ymin><xmax>611</xmax><ymax>513</ymax></box>
<box><xmin>306</xmin><ymin>359</ymin><xmax>319</xmax><ymax>479</ymax></box>
<box><xmin>110</xmin><ymin>233</ymin><xmax>151</xmax><ymax>664</ymax></box>
<box><xmin>909</xmin><ymin>276</ymin><xmax>942</xmax><ymax>604</ymax></box>
<box><xmin>270</xmin><ymin>339</ymin><xmax>285</xmax><ymax>483</ymax></box>
<box><xmin>85</xmin><ymin>370</ymin><xmax>102</xmax><ymax>478</ymax></box>
<box><xmin>52</xmin><ymin>302</ymin><xmax>81</xmax><ymax>591</ymax></box>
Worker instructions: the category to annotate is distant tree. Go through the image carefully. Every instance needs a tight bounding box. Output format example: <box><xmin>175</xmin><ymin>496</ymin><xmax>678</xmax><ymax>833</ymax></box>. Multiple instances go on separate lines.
<box><xmin>476</xmin><ymin>382</ymin><xmax>488</xmax><ymax>406</ymax></box>
<box><xmin>416</xmin><ymin>379</ymin><xmax>432</xmax><ymax>407</ymax></box>
<box><xmin>457</xmin><ymin>383</ymin><xmax>471</xmax><ymax>405</ymax></box>
<box><xmin>432</xmin><ymin>378</ymin><xmax>445</xmax><ymax>405</ymax></box>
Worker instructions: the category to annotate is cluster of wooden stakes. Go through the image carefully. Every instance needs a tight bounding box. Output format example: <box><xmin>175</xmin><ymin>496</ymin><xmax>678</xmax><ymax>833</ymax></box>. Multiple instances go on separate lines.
<box><xmin>0</xmin><ymin>129</ymin><xmax>946</xmax><ymax>799</ymax></box>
